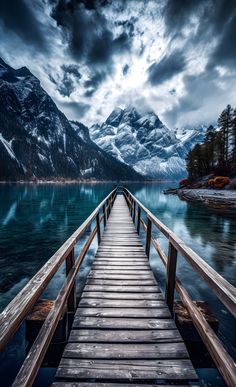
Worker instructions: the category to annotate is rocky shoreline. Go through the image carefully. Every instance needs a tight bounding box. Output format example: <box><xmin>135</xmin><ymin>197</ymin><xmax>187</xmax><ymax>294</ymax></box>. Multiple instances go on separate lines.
<box><xmin>178</xmin><ymin>189</ymin><xmax>236</xmax><ymax>208</ymax></box>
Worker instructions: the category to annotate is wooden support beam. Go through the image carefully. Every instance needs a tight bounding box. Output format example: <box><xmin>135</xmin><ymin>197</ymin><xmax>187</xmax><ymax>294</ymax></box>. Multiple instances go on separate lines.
<box><xmin>145</xmin><ymin>218</ymin><xmax>152</xmax><ymax>259</ymax></box>
<box><xmin>96</xmin><ymin>213</ymin><xmax>101</xmax><ymax>244</ymax></box>
<box><xmin>133</xmin><ymin>201</ymin><xmax>136</xmax><ymax>223</ymax></box>
<box><xmin>102</xmin><ymin>204</ymin><xmax>106</xmax><ymax>228</ymax></box>
<box><xmin>165</xmin><ymin>242</ymin><xmax>177</xmax><ymax>314</ymax></box>
<box><xmin>137</xmin><ymin>206</ymin><xmax>141</xmax><ymax>234</ymax></box>
<box><xmin>66</xmin><ymin>248</ymin><xmax>76</xmax><ymax>313</ymax></box>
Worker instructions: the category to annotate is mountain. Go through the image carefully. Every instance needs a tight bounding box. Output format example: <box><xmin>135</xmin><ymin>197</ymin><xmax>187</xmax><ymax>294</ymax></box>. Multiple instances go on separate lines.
<box><xmin>0</xmin><ymin>58</ymin><xmax>143</xmax><ymax>181</ymax></box>
<box><xmin>90</xmin><ymin>107</ymin><xmax>210</xmax><ymax>179</ymax></box>
<box><xmin>90</xmin><ymin>107</ymin><xmax>200</xmax><ymax>179</ymax></box>
<box><xmin>174</xmin><ymin>124</ymin><xmax>208</xmax><ymax>153</ymax></box>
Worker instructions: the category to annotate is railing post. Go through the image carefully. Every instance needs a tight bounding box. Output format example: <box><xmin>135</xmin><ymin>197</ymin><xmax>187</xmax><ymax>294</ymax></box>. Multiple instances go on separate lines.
<box><xmin>106</xmin><ymin>198</ymin><xmax>109</xmax><ymax>219</ymax></box>
<box><xmin>165</xmin><ymin>242</ymin><xmax>177</xmax><ymax>314</ymax></box>
<box><xmin>66</xmin><ymin>248</ymin><xmax>76</xmax><ymax>312</ymax></box>
<box><xmin>96</xmin><ymin>213</ymin><xmax>101</xmax><ymax>244</ymax></box>
<box><xmin>107</xmin><ymin>198</ymin><xmax>111</xmax><ymax>218</ymax></box>
<box><xmin>130</xmin><ymin>198</ymin><xmax>133</xmax><ymax>217</ymax></box>
<box><xmin>103</xmin><ymin>204</ymin><xmax>106</xmax><ymax>228</ymax></box>
<box><xmin>145</xmin><ymin>217</ymin><xmax>152</xmax><ymax>259</ymax></box>
<box><xmin>133</xmin><ymin>201</ymin><xmax>136</xmax><ymax>223</ymax></box>
<box><xmin>137</xmin><ymin>206</ymin><xmax>141</xmax><ymax>234</ymax></box>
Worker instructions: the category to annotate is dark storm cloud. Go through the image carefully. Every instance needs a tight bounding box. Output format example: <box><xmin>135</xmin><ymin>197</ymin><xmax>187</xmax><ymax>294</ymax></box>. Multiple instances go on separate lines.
<box><xmin>115</xmin><ymin>18</ymin><xmax>136</xmax><ymax>38</ymax></box>
<box><xmin>208</xmin><ymin>9</ymin><xmax>236</xmax><ymax>68</ymax></box>
<box><xmin>164</xmin><ymin>0</ymin><xmax>236</xmax><ymax>67</ymax></box>
<box><xmin>49</xmin><ymin>64</ymin><xmax>81</xmax><ymax>97</ymax></box>
<box><xmin>147</xmin><ymin>50</ymin><xmax>186</xmax><ymax>85</ymax></box>
<box><xmin>61</xmin><ymin>64</ymin><xmax>81</xmax><ymax>78</ymax></box>
<box><xmin>164</xmin><ymin>0</ymin><xmax>205</xmax><ymax>35</ymax></box>
<box><xmin>165</xmin><ymin>68</ymin><xmax>223</xmax><ymax>125</ymax></box>
<box><xmin>50</xmin><ymin>0</ymin><xmax>132</xmax><ymax>67</ymax></box>
<box><xmin>0</xmin><ymin>0</ymin><xmax>47</xmax><ymax>50</ymax></box>
<box><xmin>123</xmin><ymin>64</ymin><xmax>129</xmax><ymax>75</ymax></box>
<box><xmin>169</xmin><ymin>88</ymin><xmax>176</xmax><ymax>95</ymax></box>
<box><xmin>84</xmin><ymin>71</ymin><xmax>106</xmax><ymax>97</ymax></box>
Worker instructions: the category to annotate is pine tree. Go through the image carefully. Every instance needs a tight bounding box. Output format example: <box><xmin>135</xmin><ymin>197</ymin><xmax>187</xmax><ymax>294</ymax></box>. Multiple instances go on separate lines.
<box><xmin>217</xmin><ymin>104</ymin><xmax>233</xmax><ymax>164</ymax></box>
<box><xmin>231</xmin><ymin>108</ymin><xmax>236</xmax><ymax>162</ymax></box>
<box><xmin>186</xmin><ymin>105</ymin><xmax>236</xmax><ymax>179</ymax></box>
<box><xmin>204</xmin><ymin>125</ymin><xmax>216</xmax><ymax>171</ymax></box>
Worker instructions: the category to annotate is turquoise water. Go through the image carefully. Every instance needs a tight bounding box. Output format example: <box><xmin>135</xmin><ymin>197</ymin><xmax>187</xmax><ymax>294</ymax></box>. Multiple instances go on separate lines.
<box><xmin>0</xmin><ymin>183</ymin><xmax>235</xmax><ymax>386</ymax></box>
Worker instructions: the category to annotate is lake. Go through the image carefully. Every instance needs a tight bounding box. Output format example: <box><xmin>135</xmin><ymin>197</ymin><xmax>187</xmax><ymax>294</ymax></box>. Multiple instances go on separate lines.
<box><xmin>0</xmin><ymin>183</ymin><xmax>235</xmax><ymax>386</ymax></box>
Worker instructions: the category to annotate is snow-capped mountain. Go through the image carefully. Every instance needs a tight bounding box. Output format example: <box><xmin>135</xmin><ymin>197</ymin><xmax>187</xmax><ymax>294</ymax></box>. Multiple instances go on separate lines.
<box><xmin>174</xmin><ymin>125</ymin><xmax>208</xmax><ymax>153</ymax></box>
<box><xmin>90</xmin><ymin>107</ymin><xmax>206</xmax><ymax>179</ymax></box>
<box><xmin>0</xmin><ymin>58</ymin><xmax>142</xmax><ymax>181</ymax></box>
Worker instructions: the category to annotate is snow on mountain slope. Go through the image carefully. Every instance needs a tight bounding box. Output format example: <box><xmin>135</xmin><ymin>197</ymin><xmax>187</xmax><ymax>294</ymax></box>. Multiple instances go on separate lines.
<box><xmin>0</xmin><ymin>58</ymin><xmax>142</xmax><ymax>181</ymax></box>
<box><xmin>90</xmin><ymin>107</ymin><xmax>206</xmax><ymax>179</ymax></box>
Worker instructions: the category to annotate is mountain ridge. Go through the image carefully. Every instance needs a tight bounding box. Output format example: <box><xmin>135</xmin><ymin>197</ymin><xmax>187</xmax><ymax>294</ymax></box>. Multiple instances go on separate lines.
<box><xmin>90</xmin><ymin>106</ymin><xmax>207</xmax><ymax>179</ymax></box>
<box><xmin>0</xmin><ymin>58</ymin><xmax>143</xmax><ymax>181</ymax></box>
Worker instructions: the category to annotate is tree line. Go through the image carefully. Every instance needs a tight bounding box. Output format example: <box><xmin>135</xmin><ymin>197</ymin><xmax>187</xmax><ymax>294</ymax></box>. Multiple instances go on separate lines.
<box><xmin>186</xmin><ymin>105</ymin><xmax>236</xmax><ymax>179</ymax></box>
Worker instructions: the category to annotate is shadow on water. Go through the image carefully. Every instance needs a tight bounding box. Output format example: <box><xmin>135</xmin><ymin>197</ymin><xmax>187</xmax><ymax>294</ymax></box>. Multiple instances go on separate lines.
<box><xmin>0</xmin><ymin>182</ymin><xmax>235</xmax><ymax>386</ymax></box>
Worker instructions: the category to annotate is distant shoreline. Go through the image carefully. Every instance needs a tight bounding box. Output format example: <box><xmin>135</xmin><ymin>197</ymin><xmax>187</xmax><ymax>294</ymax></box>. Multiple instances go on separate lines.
<box><xmin>0</xmin><ymin>179</ymin><xmax>177</xmax><ymax>184</ymax></box>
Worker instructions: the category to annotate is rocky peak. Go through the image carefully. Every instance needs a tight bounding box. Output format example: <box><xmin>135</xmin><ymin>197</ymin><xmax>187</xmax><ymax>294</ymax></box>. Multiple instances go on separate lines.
<box><xmin>105</xmin><ymin>107</ymin><xmax>124</xmax><ymax>127</ymax></box>
<box><xmin>89</xmin><ymin>106</ymin><xmax>199</xmax><ymax>179</ymax></box>
<box><xmin>0</xmin><ymin>57</ymin><xmax>35</xmax><ymax>83</ymax></box>
<box><xmin>0</xmin><ymin>58</ymin><xmax>143</xmax><ymax>181</ymax></box>
<box><xmin>119</xmin><ymin>106</ymin><xmax>141</xmax><ymax>125</ymax></box>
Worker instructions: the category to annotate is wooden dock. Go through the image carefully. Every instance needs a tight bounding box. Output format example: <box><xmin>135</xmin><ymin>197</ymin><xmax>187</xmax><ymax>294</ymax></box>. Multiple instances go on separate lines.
<box><xmin>1</xmin><ymin>187</ymin><xmax>235</xmax><ymax>387</ymax></box>
<box><xmin>53</xmin><ymin>194</ymin><xmax>198</xmax><ymax>385</ymax></box>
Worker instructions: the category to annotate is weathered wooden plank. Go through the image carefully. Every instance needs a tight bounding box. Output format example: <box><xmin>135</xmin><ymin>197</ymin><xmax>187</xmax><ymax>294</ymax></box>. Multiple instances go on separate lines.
<box><xmin>75</xmin><ymin>307</ymin><xmax>171</xmax><ymax>318</ymax></box>
<box><xmin>94</xmin><ymin>257</ymin><xmax>147</xmax><ymax>262</ymax></box>
<box><xmin>73</xmin><ymin>316</ymin><xmax>176</xmax><ymax>329</ymax></box>
<box><xmin>69</xmin><ymin>329</ymin><xmax>181</xmax><ymax>343</ymax></box>
<box><xmin>56</xmin><ymin>357</ymin><xmax>196</xmax><ymax>370</ymax></box>
<box><xmin>101</xmin><ymin>241</ymin><xmax>142</xmax><ymax>245</ymax></box>
<box><xmin>62</xmin><ymin>342</ymin><xmax>189</xmax><ymax>359</ymax></box>
<box><xmin>92</xmin><ymin>265</ymin><xmax>150</xmax><ymax>270</ymax></box>
<box><xmin>81</xmin><ymin>292</ymin><xmax>163</xmax><ymax>300</ymax></box>
<box><xmin>98</xmin><ymin>249</ymin><xmax>144</xmax><ymax>253</ymax></box>
<box><xmin>101</xmin><ymin>241</ymin><xmax>141</xmax><ymax>244</ymax></box>
<box><xmin>85</xmin><ymin>279</ymin><xmax>157</xmax><ymax>286</ymax></box>
<box><xmin>102</xmin><ymin>235</ymin><xmax>139</xmax><ymax>237</ymax></box>
<box><xmin>88</xmin><ymin>273</ymin><xmax>154</xmax><ymax>280</ymax></box>
<box><xmin>83</xmin><ymin>285</ymin><xmax>160</xmax><ymax>293</ymax></box>
<box><xmin>78</xmin><ymin>299</ymin><xmax>166</xmax><ymax>308</ymax></box>
<box><xmin>102</xmin><ymin>232</ymin><xmax>137</xmax><ymax>235</ymax></box>
<box><xmin>56</xmin><ymin>359</ymin><xmax>197</xmax><ymax>380</ymax></box>
<box><xmin>89</xmin><ymin>269</ymin><xmax>152</xmax><ymax>274</ymax></box>
<box><xmin>52</xmin><ymin>383</ymin><xmax>190</xmax><ymax>387</ymax></box>
<box><xmin>95</xmin><ymin>255</ymin><xmax>147</xmax><ymax>259</ymax></box>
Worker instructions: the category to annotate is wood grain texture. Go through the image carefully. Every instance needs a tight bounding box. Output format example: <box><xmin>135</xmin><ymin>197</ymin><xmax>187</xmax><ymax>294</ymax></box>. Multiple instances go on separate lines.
<box><xmin>54</xmin><ymin>194</ymin><xmax>198</xmax><ymax>385</ymax></box>
<box><xmin>81</xmin><ymin>292</ymin><xmax>164</xmax><ymax>300</ymax></box>
<box><xmin>69</xmin><ymin>329</ymin><xmax>181</xmax><ymax>343</ymax></box>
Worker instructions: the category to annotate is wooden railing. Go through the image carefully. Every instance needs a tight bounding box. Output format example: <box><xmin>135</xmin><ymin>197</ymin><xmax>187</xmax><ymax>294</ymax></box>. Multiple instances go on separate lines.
<box><xmin>123</xmin><ymin>187</ymin><xmax>236</xmax><ymax>387</ymax></box>
<box><xmin>0</xmin><ymin>188</ymin><xmax>117</xmax><ymax>387</ymax></box>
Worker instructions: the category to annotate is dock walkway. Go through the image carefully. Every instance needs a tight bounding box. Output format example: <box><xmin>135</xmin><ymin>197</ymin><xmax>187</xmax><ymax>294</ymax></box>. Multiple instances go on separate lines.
<box><xmin>53</xmin><ymin>194</ymin><xmax>198</xmax><ymax>386</ymax></box>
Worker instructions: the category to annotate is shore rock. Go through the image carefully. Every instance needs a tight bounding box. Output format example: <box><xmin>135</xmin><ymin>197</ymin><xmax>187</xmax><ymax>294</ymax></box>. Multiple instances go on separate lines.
<box><xmin>178</xmin><ymin>189</ymin><xmax>236</xmax><ymax>208</ymax></box>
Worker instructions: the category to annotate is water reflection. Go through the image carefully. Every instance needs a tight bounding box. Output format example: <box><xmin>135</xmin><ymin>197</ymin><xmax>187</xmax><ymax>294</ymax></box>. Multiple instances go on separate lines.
<box><xmin>127</xmin><ymin>182</ymin><xmax>236</xmax><ymax>370</ymax></box>
<box><xmin>126</xmin><ymin>183</ymin><xmax>236</xmax><ymax>288</ymax></box>
<box><xmin>0</xmin><ymin>183</ymin><xmax>115</xmax><ymax>308</ymax></box>
<box><xmin>0</xmin><ymin>182</ymin><xmax>235</xmax><ymax>387</ymax></box>
<box><xmin>183</xmin><ymin>204</ymin><xmax>236</xmax><ymax>276</ymax></box>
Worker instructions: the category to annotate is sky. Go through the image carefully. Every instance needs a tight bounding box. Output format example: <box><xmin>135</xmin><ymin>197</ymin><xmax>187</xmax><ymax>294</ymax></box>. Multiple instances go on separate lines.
<box><xmin>0</xmin><ymin>0</ymin><xmax>236</xmax><ymax>128</ymax></box>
